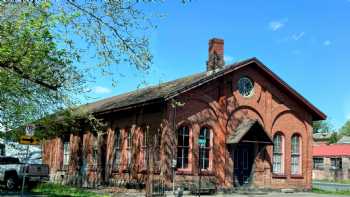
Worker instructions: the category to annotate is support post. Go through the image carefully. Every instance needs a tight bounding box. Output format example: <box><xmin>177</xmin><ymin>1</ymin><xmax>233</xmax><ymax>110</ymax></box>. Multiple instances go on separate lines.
<box><xmin>21</xmin><ymin>144</ymin><xmax>30</xmax><ymax>197</ymax></box>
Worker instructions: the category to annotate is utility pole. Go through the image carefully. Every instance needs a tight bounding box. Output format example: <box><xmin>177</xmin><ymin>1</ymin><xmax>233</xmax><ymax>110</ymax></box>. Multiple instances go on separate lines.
<box><xmin>21</xmin><ymin>145</ymin><xmax>29</xmax><ymax>197</ymax></box>
<box><xmin>198</xmin><ymin>136</ymin><xmax>205</xmax><ymax>197</ymax></box>
<box><xmin>21</xmin><ymin>124</ymin><xmax>35</xmax><ymax>197</ymax></box>
<box><xmin>171</xmin><ymin>99</ymin><xmax>185</xmax><ymax>195</ymax></box>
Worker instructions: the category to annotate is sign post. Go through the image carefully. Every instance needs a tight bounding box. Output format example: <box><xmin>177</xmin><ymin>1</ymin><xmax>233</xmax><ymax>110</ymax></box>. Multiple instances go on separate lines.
<box><xmin>21</xmin><ymin>124</ymin><xmax>36</xmax><ymax>197</ymax></box>
<box><xmin>198</xmin><ymin>137</ymin><xmax>206</xmax><ymax>197</ymax></box>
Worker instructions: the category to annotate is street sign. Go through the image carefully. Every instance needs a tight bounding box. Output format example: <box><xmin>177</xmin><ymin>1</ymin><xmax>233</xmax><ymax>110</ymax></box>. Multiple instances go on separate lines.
<box><xmin>198</xmin><ymin>138</ymin><xmax>206</xmax><ymax>146</ymax></box>
<box><xmin>25</xmin><ymin>124</ymin><xmax>35</xmax><ymax>137</ymax></box>
<box><xmin>19</xmin><ymin>135</ymin><xmax>40</xmax><ymax>145</ymax></box>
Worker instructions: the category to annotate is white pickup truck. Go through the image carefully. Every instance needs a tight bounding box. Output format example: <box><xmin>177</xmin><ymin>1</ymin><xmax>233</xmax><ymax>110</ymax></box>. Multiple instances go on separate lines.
<box><xmin>0</xmin><ymin>156</ymin><xmax>49</xmax><ymax>190</ymax></box>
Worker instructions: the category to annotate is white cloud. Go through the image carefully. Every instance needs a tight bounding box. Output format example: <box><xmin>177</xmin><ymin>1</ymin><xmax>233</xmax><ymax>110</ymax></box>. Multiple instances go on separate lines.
<box><xmin>224</xmin><ymin>55</ymin><xmax>234</xmax><ymax>63</ymax></box>
<box><xmin>93</xmin><ymin>86</ymin><xmax>112</xmax><ymax>94</ymax></box>
<box><xmin>269</xmin><ymin>19</ymin><xmax>288</xmax><ymax>31</ymax></box>
<box><xmin>292</xmin><ymin>32</ymin><xmax>305</xmax><ymax>41</ymax></box>
<box><xmin>323</xmin><ymin>40</ymin><xmax>332</xmax><ymax>46</ymax></box>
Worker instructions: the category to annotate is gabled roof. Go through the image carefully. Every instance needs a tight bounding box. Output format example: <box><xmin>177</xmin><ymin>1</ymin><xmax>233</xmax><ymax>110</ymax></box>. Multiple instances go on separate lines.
<box><xmin>226</xmin><ymin>119</ymin><xmax>273</xmax><ymax>144</ymax></box>
<box><xmin>313</xmin><ymin>144</ymin><xmax>350</xmax><ymax>157</ymax></box>
<box><xmin>85</xmin><ymin>57</ymin><xmax>326</xmax><ymax>120</ymax></box>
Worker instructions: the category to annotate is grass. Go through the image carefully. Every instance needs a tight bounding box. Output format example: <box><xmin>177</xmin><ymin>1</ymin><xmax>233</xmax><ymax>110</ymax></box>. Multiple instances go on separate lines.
<box><xmin>32</xmin><ymin>183</ymin><xmax>109</xmax><ymax>197</ymax></box>
<box><xmin>312</xmin><ymin>188</ymin><xmax>350</xmax><ymax>196</ymax></box>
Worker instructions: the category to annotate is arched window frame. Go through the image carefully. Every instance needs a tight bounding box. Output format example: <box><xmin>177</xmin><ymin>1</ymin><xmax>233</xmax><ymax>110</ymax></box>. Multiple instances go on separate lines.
<box><xmin>272</xmin><ymin>132</ymin><xmax>285</xmax><ymax>175</ymax></box>
<box><xmin>176</xmin><ymin>125</ymin><xmax>192</xmax><ymax>171</ymax></box>
<box><xmin>199</xmin><ymin>126</ymin><xmax>213</xmax><ymax>171</ymax></box>
<box><xmin>113</xmin><ymin>128</ymin><xmax>121</xmax><ymax>171</ymax></box>
<box><xmin>291</xmin><ymin>133</ymin><xmax>302</xmax><ymax>175</ymax></box>
<box><xmin>126</xmin><ymin>127</ymin><xmax>133</xmax><ymax>168</ymax></box>
<box><xmin>63</xmin><ymin>141</ymin><xmax>70</xmax><ymax>167</ymax></box>
<box><xmin>141</xmin><ymin>125</ymin><xmax>149</xmax><ymax>170</ymax></box>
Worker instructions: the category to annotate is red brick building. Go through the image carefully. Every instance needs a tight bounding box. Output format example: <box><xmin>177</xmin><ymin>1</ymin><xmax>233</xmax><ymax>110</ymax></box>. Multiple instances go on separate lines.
<box><xmin>42</xmin><ymin>38</ymin><xmax>326</xmax><ymax>191</ymax></box>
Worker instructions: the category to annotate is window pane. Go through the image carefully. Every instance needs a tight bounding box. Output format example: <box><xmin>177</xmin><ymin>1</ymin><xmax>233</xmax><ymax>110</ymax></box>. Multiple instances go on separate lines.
<box><xmin>63</xmin><ymin>142</ymin><xmax>70</xmax><ymax>166</ymax></box>
<box><xmin>313</xmin><ymin>158</ymin><xmax>324</xmax><ymax>169</ymax></box>
<box><xmin>177</xmin><ymin>126</ymin><xmax>190</xmax><ymax>169</ymax></box>
<box><xmin>184</xmin><ymin>136</ymin><xmax>189</xmax><ymax>146</ymax></box>
<box><xmin>291</xmin><ymin>135</ymin><xmax>301</xmax><ymax>175</ymax></box>
<box><xmin>178</xmin><ymin>134</ymin><xmax>183</xmax><ymax>146</ymax></box>
<box><xmin>127</xmin><ymin>130</ymin><xmax>132</xmax><ymax>149</ymax></box>
<box><xmin>199</xmin><ymin>127</ymin><xmax>211</xmax><ymax>170</ymax></box>
<box><xmin>143</xmin><ymin>128</ymin><xmax>147</xmax><ymax>146</ymax></box>
<box><xmin>176</xmin><ymin>157</ymin><xmax>182</xmax><ymax>168</ymax></box>
<box><xmin>292</xmin><ymin>135</ymin><xmax>300</xmax><ymax>154</ymax></box>
<box><xmin>183</xmin><ymin>157</ymin><xmax>188</xmax><ymax>168</ymax></box>
<box><xmin>183</xmin><ymin>127</ymin><xmax>189</xmax><ymax>136</ymax></box>
<box><xmin>115</xmin><ymin>128</ymin><xmax>120</xmax><ymax>148</ymax></box>
<box><xmin>183</xmin><ymin>147</ymin><xmax>189</xmax><ymax>158</ymax></box>
<box><xmin>273</xmin><ymin>134</ymin><xmax>283</xmax><ymax>174</ymax></box>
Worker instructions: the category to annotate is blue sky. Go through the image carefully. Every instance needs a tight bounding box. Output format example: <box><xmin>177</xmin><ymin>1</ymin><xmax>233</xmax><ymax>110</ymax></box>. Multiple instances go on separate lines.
<box><xmin>86</xmin><ymin>0</ymin><xmax>350</xmax><ymax>130</ymax></box>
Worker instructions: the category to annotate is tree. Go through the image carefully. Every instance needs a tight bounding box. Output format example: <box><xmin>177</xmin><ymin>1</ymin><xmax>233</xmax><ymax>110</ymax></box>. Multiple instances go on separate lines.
<box><xmin>0</xmin><ymin>1</ymin><xmax>187</xmax><ymax>131</ymax></box>
<box><xmin>339</xmin><ymin>120</ymin><xmax>350</xmax><ymax>136</ymax></box>
<box><xmin>313</xmin><ymin>120</ymin><xmax>333</xmax><ymax>134</ymax></box>
<box><xmin>0</xmin><ymin>2</ymin><xmax>84</xmax><ymax>129</ymax></box>
<box><xmin>328</xmin><ymin>132</ymin><xmax>339</xmax><ymax>144</ymax></box>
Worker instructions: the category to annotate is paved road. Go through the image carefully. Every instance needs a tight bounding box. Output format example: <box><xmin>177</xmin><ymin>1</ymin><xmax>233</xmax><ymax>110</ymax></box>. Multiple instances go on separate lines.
<box><xmin>0</xmin><ymin>192</ymin><xmax>46</xmax><ymax>197</ymax></box>
<box><xmin>313</xmin><ymin>181</ymin><xmax>350</xmax><ymax>192</ymax></box>
<box><xmin>0</xmin><ymin>191</ymin><xmax>340</xmax><ymax>197</ymax></box>
<box><xmin>108</xmin><ymin>192</ymin><xmax>342</xmax><ymax>197</ymax></box>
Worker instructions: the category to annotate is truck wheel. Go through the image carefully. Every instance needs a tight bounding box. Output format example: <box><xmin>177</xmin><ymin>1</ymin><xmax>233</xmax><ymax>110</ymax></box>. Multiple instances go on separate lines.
<box><xmin>5</xmin><ymin>176</ymin><xmax>18</xmax><ymax>191</ymax></box>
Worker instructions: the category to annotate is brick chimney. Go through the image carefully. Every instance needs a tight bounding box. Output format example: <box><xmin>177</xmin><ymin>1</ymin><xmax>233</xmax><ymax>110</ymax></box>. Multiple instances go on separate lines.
<box><xmin>206</xmin><ymin>38</ymin><xmax>225</xmax><ymax>71</ymax></box>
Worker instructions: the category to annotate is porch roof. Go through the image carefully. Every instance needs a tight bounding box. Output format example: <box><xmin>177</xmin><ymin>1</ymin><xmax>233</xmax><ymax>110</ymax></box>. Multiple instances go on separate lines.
<box><xmin>226</xmin><ymin>119</ymin><xmax>273</xmax><ymax>144</ymax></box>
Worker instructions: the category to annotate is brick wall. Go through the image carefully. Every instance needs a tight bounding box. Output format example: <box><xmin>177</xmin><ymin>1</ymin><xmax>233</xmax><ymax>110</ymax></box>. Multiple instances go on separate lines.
<box><xmin>42</xmin><ymin>63</ymin><xmax>314</xmax><ymax>190</ymax></box>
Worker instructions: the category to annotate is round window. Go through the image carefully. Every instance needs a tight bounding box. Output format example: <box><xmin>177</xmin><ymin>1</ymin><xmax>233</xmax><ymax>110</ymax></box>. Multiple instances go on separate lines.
<box><xmin>238</xmin><ymin>77</ymin><xmax>254</xmax><ymax>97</ymax></box>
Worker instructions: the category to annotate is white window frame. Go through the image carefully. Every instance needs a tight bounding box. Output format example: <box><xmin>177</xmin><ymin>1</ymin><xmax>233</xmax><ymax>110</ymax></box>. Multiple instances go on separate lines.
<box><xmin>313</xmin><ymin>157</ymin><xmax>324</xmax><ymax>170</ymax></box>
<box><xmin>330</xmin><ymin>157</ymin><xmax>342</xmax><ymax>170</ymax></box>
<box><xmin>113</xmin><ymin>128</ymin><xmax>121</xmax><ymax>171</ymax></box>
<box><xmin>127</xmin><ymin>128</ymin><xmax>132</xmax><ymax>167</ymax></box>
<box><xmin>177</xmin><ymin>126</ymin><xmax>190</xmax><ymax>169</ymax></box>
<box><xmin>142</xmin><ymin>127</ymin><xmax>148</xmax><ymax>169</ymax></box>
<box><xmin>291</xmin><ymin>134</ymin><xmax>301</xmax><ymax>175</ymax></box>
<box><xmin>63</xmin><ymin>142</ymin><xmax>70</xmax><ymax>166</ymax></box>
<box><xmin>199</xmin><ymin>127</ymin><xmax>212</xmax><ymax>170</ymax></box>
<box><xmin>273</xmin><ymin>133</ymin><xmax>284</xmax><ymax>174</ymax></box>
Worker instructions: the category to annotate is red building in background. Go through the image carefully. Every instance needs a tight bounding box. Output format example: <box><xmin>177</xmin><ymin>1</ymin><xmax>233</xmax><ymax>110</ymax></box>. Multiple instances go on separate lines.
<box><xmin>313</xmin><ymin>137</ymin><xmax>350</xmax><ymax>181</ymax></box>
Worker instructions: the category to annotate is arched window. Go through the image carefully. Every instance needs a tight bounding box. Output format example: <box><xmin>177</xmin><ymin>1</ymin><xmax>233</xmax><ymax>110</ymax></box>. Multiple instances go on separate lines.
<box><xmin>142</xmin><ymin>126</ymin><xmax>148</xmax><ymax>169</ymax></box>
<box><xmin>113</xmin><ymin>128</ymin><xmax>121</xmax><ymax>170</ymax></box>
<box><xmin>63</xmin><ymin>141</ymin><xmax>70</xmax><ymax>167</ymax></box>
<box><xmin>291</xmin><ymin>134</ymin><xmax>301</xmax><ymax>175</ymax></box>
<box><xmin>272</xmin><ymin>133</ymin><xmax>284</xmax><ymax>174</ymax></box>
<box><xmin>199</xmin><ymin>127</ymin><xmax>211</xmax><ymax>170</ymax></box>
<box><xmin>126</xmin><ymin>128</ymin><xmax>132</xmax><ymax>166</ymax></box>
<box><xmin>177</xmin><ymin>126</ymin><xmax>190</xmax><ymax>169</ymax></box>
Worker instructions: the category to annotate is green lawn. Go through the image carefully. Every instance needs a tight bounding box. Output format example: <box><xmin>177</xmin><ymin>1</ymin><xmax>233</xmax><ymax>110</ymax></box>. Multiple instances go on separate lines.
<box><xmin>32</xmin><ymin>183</ymin><xmax>109</xmax><ymax>197</ymax></box>
<box><xmin>312</xmin><ymin>188</ymin><xmax>350</xmax><ymax>196</ymax></box>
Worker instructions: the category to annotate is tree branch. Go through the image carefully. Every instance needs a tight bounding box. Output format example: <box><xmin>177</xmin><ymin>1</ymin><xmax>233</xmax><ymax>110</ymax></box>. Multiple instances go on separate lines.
<box><xmin>0</xmin><ymin>61</ymin><xmax>60</xmax><ymax>91</ymax></box>
<box><xmin>65</xmin><ymin>0</ymin><xmax>150</xmax><ymax>63</ymax></box>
